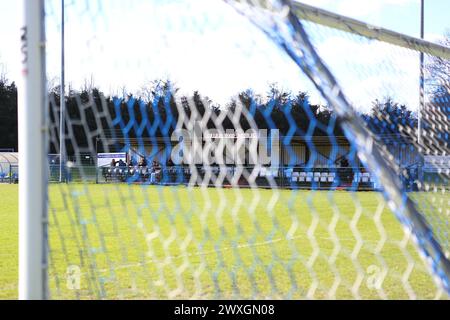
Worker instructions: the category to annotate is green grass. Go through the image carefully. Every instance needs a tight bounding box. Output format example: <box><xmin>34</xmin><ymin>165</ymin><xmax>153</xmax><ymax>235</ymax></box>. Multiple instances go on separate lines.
<box><xmin>0</xmin><ymin>184</ymin><xmax>18</xmax><ymax>299</ymax></box>
<box><xmin>0</xmin><ymin>183</ymin><xmax>445</xmax><ymax>299</ymax></box>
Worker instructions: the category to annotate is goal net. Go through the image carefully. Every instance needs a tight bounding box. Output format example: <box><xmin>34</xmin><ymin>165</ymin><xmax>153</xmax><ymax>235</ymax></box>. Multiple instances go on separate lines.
<box><xmin>24</xmin><ymin>0</ymin><xmax>450</xmax><ymax>299</ymax></box>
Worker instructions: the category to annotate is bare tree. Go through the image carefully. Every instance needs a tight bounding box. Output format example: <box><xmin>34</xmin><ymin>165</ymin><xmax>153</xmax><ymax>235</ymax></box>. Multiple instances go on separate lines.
<box><xmin>426</xmin><ymin>31</ymin><xmax>450</xmax><ymax>95</ymax></box>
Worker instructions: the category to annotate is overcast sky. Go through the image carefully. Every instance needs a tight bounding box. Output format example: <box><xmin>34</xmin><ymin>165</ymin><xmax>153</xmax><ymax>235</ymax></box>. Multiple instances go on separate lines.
<box><xmin>0</xmin><ymin>0</ymin><xmax>449</xmax><ymax>110</ymax></box>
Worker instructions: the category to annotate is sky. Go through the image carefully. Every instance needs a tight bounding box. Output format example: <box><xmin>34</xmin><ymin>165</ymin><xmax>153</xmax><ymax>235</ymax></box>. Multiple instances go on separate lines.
<box><xmin>0</xmin><ymin>0</ymin><xmax>449</xmax><ymax>110</ymax></box>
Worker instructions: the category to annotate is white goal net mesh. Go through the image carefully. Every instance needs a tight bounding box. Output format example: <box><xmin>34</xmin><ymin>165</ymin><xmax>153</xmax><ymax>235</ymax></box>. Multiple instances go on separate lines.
<box><xmin>43</xmin><ymin>0</ymin><xmax>449</xmax><ymax>299</ymax></box>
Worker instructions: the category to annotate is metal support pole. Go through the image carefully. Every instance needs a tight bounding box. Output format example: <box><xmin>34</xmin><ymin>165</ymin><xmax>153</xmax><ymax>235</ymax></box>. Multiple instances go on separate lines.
<box><xmin>59</xmin><ymin>0</ymin><xmax>65</xmax><ymax>182</ymax></box>
<box><xmin>95</xmin><ymin>137</ymin><xmax>99</xmax><ymax>184</ymax></box>
<box><xmin>418</xmin><ymin>0</ymin><xmax>424</xmax><ymax>145</ymax></box>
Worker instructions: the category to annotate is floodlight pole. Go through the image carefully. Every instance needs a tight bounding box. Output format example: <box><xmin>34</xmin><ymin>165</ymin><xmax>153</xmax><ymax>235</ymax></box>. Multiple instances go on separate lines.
<box><xmin>19</xmin><ymin>0</ymin><xmax>48</xmax><ymax>299</ymax></box>
<box><xmin>418</xmin><ymin>0</ymin><xmax>424</xmax><ymax>145</ymax></box>
<box><xmin>59</xmin><ymin>0</ymin><xmax>65</xmax><ymax>182</ymax></box>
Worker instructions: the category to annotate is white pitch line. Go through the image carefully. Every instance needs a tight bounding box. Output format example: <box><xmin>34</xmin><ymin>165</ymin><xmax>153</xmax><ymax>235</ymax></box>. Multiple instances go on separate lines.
<box><xmin>76</xmin><ymin>233</ymin><xmax>366</xmax><ymax>276</ymax></box>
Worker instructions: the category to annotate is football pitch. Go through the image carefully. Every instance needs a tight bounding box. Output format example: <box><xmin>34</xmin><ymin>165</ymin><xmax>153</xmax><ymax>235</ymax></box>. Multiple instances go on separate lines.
<box><xmin>0</xmin><ymin>183</ymin><xmax>443</xmax><ymax>299</ymax></box>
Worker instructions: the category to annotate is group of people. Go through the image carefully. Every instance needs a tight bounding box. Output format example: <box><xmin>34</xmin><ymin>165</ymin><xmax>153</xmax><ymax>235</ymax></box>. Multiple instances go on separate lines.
<box><xmin>109</xmin><ymin>158</ymin><xmax>127</xmax><ymax>167</ymax></box>
<box><xmin>109</xmin><ymin>157</ymin><xmax>162</xmax><ymax>184</ymax></box>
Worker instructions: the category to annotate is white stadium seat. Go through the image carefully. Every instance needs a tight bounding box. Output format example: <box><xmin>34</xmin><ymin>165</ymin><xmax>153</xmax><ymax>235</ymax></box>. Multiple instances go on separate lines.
<box><xmin>362</xmin><ymin>172</ymin><xmax>370</xmax><ymax>182</ymax></box>
<box><xmin>259</xmin><ymin>167</ymin><xmax>266</xmax><ymax>177</ymax></box>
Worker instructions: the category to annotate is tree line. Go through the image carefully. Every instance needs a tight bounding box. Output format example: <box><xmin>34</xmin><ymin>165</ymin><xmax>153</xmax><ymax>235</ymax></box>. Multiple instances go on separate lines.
<box><xmin>0</xmin><ymin>78</ymin><xmax>448</xmax><ymax>156</ymax></box>
<box><xmin>0</xmin><ymin>79</ymin><xmax>17</xmax><ymax>151</ymax></box>
<box><xmin>0</xmin><ymin>77</ymin><xmax>423</xmax><ymax>155</ymax></box>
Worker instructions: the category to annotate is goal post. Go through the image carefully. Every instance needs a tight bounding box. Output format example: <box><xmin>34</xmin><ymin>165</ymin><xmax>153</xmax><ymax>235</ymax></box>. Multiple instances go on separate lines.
<box><xmin>18</xmin><ymin>0</ymin><xmax>48</xmax><ymax>300</ymax></box>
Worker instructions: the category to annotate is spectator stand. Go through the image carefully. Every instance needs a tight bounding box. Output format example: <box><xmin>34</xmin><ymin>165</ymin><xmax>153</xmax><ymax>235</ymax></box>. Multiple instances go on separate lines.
<box><xmin>0</xmin><ymin>151</ymin><xmax>18</xmax><ymax>183</ymax></box>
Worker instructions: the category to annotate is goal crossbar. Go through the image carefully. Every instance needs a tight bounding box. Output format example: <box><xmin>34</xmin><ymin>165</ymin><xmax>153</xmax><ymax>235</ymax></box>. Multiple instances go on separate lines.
<box><xmin>292</xmin><ymin>1</ymin><xmax>450</xmax><ymax>60</ymax></box>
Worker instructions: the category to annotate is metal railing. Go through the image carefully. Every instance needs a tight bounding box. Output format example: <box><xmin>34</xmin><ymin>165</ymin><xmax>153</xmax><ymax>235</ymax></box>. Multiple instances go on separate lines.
<box><xmin>3</xmin><ymin>163</ymin><xmax>429</xmax><ymax>191</ymax></box>
<box><xmin>45</xmin><ymin>164</ymin><xmax>426</xmax><ymax>191</ymax></box>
